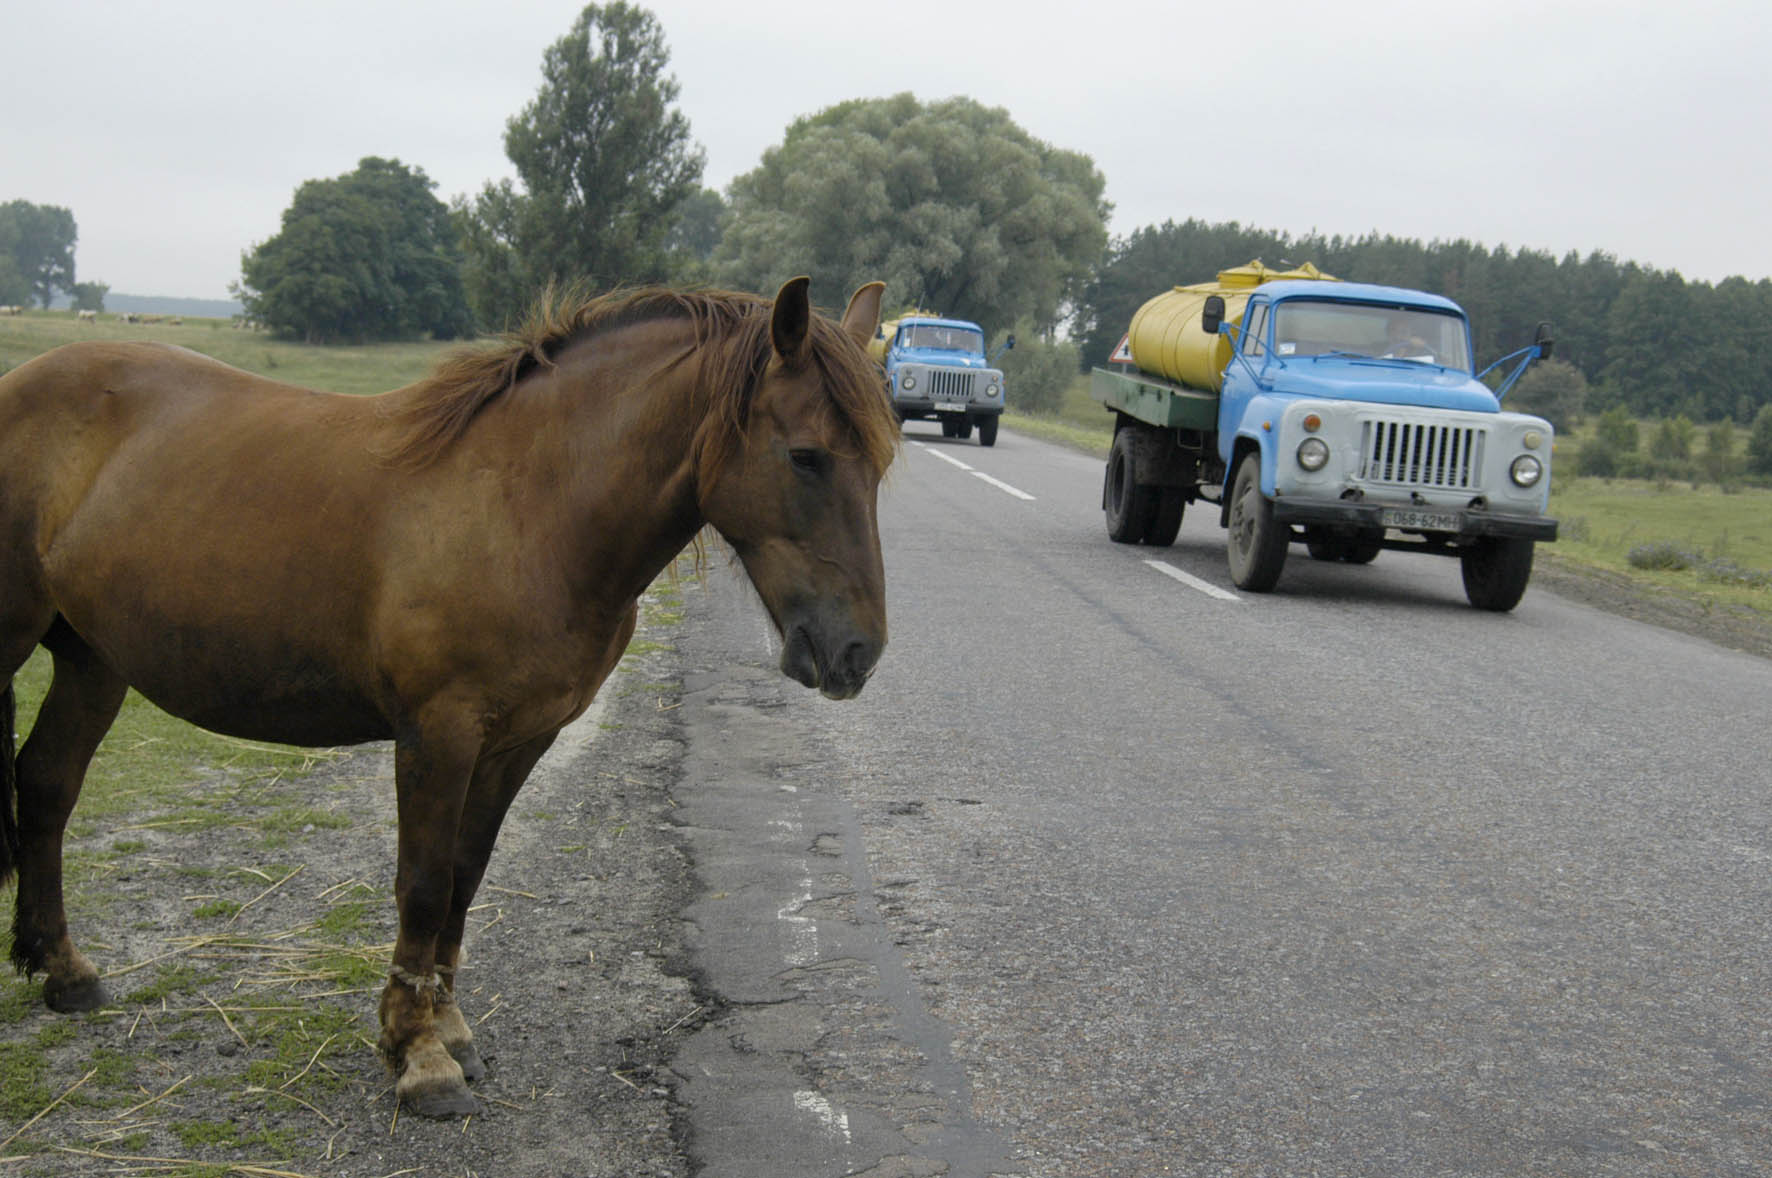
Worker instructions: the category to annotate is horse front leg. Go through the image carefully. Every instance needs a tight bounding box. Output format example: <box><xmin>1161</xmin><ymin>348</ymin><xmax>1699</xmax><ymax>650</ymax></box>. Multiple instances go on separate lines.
<box><xmin>431</xmin><ymin>729</ymin><xmax>561</xmax><ymax>1083</ymax></box>
<box><xmin>10</xmin><ymin>633</ymin><xmax>127</xmax><ymax>1012</ymax></box>
<box><xmin>378</xmin><ymin>719</ymin><xmax>483</xmax><ymax>1118</ymax></box>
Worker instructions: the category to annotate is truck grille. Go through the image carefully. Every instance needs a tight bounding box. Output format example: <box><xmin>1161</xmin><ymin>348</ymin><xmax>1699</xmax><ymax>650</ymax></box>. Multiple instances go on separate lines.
<box><xmin>1360</xmin><ymin>419</ymin><xmax>1484</xmax><ymax>489</ymax></box>
<box><xmin>926</xmin><ymin>369</ymin><xmax>977</xmax><ymax>401</ymax></box>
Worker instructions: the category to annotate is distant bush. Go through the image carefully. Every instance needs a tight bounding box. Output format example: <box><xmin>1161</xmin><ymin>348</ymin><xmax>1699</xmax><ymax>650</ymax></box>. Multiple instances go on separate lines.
<box><xmin>1578</xmin><ymin>440</ymin><xmax>1618</xmax><ymax>477</ymax></box>
<box><xmin>1626</xmin><ymin>542</ymin><xmax>1772</xmax><ymax>589</ymax></box>
<box><xmin>1628</xmin><ymin>542</ymin><xmax>1698</xmax><ymax>571</ymax></box>
<box><xmin>1595</xmin><ymin>406</ymin><xmax>1639</xmax><ymax>454</ymax></box>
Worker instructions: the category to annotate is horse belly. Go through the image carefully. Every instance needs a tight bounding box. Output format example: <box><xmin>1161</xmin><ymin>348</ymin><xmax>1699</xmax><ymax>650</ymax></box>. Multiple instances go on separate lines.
<box><xmin>75</xmin><ymin>619</ymin><xmax>394</xmax><ymax>748</ymax></box>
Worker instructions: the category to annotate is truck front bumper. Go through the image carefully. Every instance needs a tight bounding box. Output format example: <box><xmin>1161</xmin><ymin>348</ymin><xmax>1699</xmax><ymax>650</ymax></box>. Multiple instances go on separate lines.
<box><xmin>1271</xmin><ymin>497</ymin><xmax>1559</xmax><ymax>542</ymax></box>
<box><xmin>893</xmin><ymin>398</ymin><xmax>1003</xmax><ymax>422</ymax></box>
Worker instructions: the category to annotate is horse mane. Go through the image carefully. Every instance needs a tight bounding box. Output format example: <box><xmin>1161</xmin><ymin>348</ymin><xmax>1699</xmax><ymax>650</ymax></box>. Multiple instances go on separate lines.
<box><xmin>381</xmin><ymin>285</ymin><xmax>899</xmax><ymax>488</ymax></box>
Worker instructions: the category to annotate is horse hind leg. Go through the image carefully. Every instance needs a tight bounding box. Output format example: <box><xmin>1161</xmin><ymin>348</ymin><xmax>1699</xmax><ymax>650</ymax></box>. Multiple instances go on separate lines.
<box><xmin>9</xmin><ymin>621</ymin><xmax>128</xmax><ymax>1012</ymax></box>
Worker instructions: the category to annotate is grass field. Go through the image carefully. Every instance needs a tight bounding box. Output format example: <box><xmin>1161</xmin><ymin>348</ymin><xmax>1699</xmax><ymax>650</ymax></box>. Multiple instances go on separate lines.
<box><xmin>0</xmin><ymin>309</ymin><xmax>453</xmax><ymax>395</ymax></box>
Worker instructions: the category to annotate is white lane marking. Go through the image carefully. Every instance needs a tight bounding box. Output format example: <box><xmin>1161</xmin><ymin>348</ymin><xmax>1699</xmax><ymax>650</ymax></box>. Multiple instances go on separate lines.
<box><xmin>916</xmin><ymin>442</ymin><xmax>974</xmax><ymax>471</ymax></box>
<box><xmin>970</xmin><ymin>471</ymin><xmax>1036</xmax><ymax>500</ymax></box>
<box><xmin>793</xmin><ymin>1090</ymin><xmax>852</xmax><ymax>1144</ymax></box>
<box><xmin>912</xmin><ymin>442</ymin><xmax>1035</xmax><ymax>500</ymax></box>
<box><xmin>1145</xmin><ymin>559</ymin><xmax>1241</xmax><ymax>602</ymax></box>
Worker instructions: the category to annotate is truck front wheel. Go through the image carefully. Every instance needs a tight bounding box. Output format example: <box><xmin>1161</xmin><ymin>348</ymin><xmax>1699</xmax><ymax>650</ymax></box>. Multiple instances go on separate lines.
<box><xmin>1226</xmin><ymin>453</ymin><xmax>1288</xmax><ymax>591</ymax></box>
<box><xmin>1461</xmin><ymin>537</ymin><xmax>1535</xmax><ymax>611</ymax></box>
<box><xmin>1105</xmin><ymin>429</ymin><xmax>1155</xmax><ymax>543</ymax></box>
<box><xmin>976</xmin><ymin>416</ymin><xmax>999</xmax><ymax>447</ymax></box>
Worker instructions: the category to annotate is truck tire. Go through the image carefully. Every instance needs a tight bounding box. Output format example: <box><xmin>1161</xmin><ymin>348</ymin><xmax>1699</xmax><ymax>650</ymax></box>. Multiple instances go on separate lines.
<box><xmin>1461</xmin><ymin>537</ymin><xmax>1535</xmax><ymax>611</ymax></box>
<box><xmin>1344</xmin><ymin>533</ymin><xmax>1384</xmax><ymax>564</ymax></box>
<box><xmin>1226</xmin><ymin>452</ymin><xmax>1288</xmax><ymax>591</ymax></box>
<box><xmin>976</xmin><ymin>416</ymin><xmax>999</xmax><ymax>447</ymax></box>
<box><xmin>1305</xmin><ymin>530</ymin><xmax>1343</xmax><ymax>562</ymax></box>
<box><xmin>1104</xmin><ymin>429</ymin><xmax>1155</xmax><ymax>543</ymax></box>
<box><xmin>1306</xmin><ymin>529</ymin><xmax>1382</xmax><ymax>564</ymax></box>
<box><xmin>1143</xmin><ymin>487</ymin><xmax>1184</xmax><ymax>547</ymax></box>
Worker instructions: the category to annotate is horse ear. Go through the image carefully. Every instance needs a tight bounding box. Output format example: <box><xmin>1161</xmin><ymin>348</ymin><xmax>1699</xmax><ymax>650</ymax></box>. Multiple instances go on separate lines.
<box><xmin>840</xmin><ymin>281</ymin><xmax>886</xmax><ymax>348</ymax></box>
<box><xmin>771</xmin><ymin>276</ymin><xmax>813</xmax><ymax>365</ymax></box>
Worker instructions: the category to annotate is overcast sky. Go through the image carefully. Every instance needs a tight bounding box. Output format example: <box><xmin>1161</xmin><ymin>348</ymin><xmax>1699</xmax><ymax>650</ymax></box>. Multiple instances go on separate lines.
<box><xmin>6</xmin><ymin>0</ymin><xmax>1767</xmax><ymax>300</ymax></box>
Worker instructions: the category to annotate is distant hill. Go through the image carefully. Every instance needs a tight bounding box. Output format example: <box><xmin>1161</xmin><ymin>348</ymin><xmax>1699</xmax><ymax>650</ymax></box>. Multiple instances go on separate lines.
<box><xmin>50</xmin><ymin>293</ymin><xmax>244</xmax><ymax>319</ymax></box>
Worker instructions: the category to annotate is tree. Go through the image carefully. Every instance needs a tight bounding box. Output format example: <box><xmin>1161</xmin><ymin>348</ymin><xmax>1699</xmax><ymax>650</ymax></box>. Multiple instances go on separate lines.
<box><xmin>70</xmin><ymin>281</ymin><xmax>108</xmax><ymax>312</ymax></box>
<box><xmin>1506</xmin><ymin>357</ymin><xmax>1588</xmax><ymax>431</ymax></box>
<box><xmin>1701</xmin><ymin>419</ymin><xmax>1739</xmax><ymax>484</ymax></box>
<box><xmin>1649</xmin><ymin>415</ymin><xmax>1696</xmax><ymax>461</ymax></box>
<box><xmin>1747</xmin><ymin>405</ymin><xmax>1772</xmax><ymax>476</ymax></box>
<box><xmin>997</xmin><ymin>321</ymin><xmax>1081</xmax><ymax>416</ymax></box>
<box><xmin>716</xmin><ymin>93</ymin><xmax>1109</xmax><ymax>338</ymax></box>
<box><xmin>662</xmin><ymin>187</ymin><xmax>726</xmax><ymax>279</ymax></box>
<box><xmin>460</xmin><ymin>2</ymin><xmax>705</xmax><ymax>326</ymax></box>
<box><xmin>0</xmin><ymin>200</ymin><xmax>77</xmax><ymax>308</ymax></box>
<box><xmin>237</xmin><ymin>157</ymin><xmax>472</xmax><ymax>344</ymax></box>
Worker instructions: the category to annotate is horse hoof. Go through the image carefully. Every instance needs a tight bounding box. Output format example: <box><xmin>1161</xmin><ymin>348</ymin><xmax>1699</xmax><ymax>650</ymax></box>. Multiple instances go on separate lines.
<box><xmin>403</xmin><ymin>1081</ymin><xmax>480</xmax><ymax>1119</ymax></box>
<box><xmin>450</xmin><ymin>1041</ymin><xmax>487</xmax><ymax>1084</ymax></box>
<box><xmin>45</xmin><ymin>975</ymin><xmax>110</xmax><ymax>1013</ymax></box>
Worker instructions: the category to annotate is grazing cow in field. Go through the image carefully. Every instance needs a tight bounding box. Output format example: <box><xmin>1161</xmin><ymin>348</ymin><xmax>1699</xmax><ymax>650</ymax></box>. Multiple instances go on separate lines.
<box><xmin>77</xmin><ymin>310</ymin><xmax>97</xmax><ymax>322</ymax></box>
<box><xmin>0</xmin><ymin>306</ymin><xmax>21</xmax><ymax>316</ymax></box>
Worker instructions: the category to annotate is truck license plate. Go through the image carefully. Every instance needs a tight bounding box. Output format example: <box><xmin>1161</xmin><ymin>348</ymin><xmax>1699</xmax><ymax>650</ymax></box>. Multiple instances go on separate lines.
<box><xmin>934</xmin><ymin>401</ymin><xmax>967</xmax><ymax>413</ymax></box>
<box><xmin>1381</xmin><ymin>507</ymin><xmax>1462</xmax><ymax>532</ymax></box>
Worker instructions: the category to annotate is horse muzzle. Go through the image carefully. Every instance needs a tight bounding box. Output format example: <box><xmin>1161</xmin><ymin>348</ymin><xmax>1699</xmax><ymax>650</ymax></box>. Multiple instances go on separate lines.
<box><xmin>780</xmin><ymin>623</ymin><xmax>881</xmax><ymax>701</ymax></box>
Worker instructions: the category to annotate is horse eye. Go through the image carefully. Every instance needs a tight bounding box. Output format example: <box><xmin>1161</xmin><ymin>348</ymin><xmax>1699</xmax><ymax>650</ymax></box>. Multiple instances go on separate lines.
<box><xmin>789</xmin><ymin>448</ymin><xmax>825</xmax><ymax>474</ymax></box>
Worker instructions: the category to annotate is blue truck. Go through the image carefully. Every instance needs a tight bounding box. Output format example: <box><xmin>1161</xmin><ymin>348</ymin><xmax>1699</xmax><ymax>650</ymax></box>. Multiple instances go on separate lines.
<box><xmin>1093</xmin><ymin>262</ymin><xmax>1557</xmax><ymax>610</ymax></box>
<box><xmin>870</xmin><ymin>313</ymin><xmax>1010</xmax><ymax>446</ymax></box>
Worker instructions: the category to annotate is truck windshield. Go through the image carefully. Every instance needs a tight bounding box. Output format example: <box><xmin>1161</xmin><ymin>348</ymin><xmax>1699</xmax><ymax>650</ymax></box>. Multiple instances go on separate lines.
<box><xmin>1271</xmin><ymin>302</ymin><xmax>1470</xmax><ymax>370</ymax></box>
<box><xmin>901</xmin><ymin>324</ymin><xmax>984</xmax><ymax>354</ymax></box>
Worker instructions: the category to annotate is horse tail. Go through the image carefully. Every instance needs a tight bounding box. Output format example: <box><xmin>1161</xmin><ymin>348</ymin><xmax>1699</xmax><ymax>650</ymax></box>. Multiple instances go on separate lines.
<box><xmin>1</xmin><ymin>679</ymin><xmax>16</xmax><ymax>887</ymax></box>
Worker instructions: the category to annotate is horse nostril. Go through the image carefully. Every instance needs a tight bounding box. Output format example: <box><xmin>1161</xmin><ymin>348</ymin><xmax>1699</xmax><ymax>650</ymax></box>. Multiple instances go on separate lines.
<box><xmin>840</xmin><ymin>641</ymin><xmax>878</xmax><ymax>682</ymax></box>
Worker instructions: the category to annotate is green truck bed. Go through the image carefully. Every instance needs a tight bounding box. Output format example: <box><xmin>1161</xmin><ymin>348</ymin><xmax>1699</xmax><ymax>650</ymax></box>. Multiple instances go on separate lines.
<box><xmin>1090</xmin><ymin>367</ymin><xmax>1219</xmax><ymax>432</ymax></box>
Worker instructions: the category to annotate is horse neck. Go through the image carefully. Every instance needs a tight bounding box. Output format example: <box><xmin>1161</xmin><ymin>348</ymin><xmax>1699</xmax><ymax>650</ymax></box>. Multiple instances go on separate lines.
<box><xmin>529</xmin><ymin>323</ymin><xmax>716</xmax><ymax>605</ymax></box>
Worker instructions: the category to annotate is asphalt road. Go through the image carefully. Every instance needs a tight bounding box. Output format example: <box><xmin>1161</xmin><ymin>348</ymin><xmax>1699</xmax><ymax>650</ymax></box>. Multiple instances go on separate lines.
<box><xmin>667</xmin><ymin>422</ymin><xmax>1772</xmax><ymax>1177</ymax></box>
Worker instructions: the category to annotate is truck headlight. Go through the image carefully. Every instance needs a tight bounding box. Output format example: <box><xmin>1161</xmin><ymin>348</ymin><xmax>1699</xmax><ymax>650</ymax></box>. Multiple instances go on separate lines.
<box><xmin>1296</xmin><ymin>437</ymin><xmax>1330</xmax><ymax>472</ymax></box>
<box><xmin>900</xmin><ymin>374</ymin><xmax>916</xmax><ymax>392</ymax></box>
<box><xmin>1510</xmin><ymin>454</ymin><xmax>1543</xmax><ymax>487</ymax></box>
<box><xmin>986</xmin><ymin>381</ymin><xmax>1000</xmax><ymax>398</ymax></box>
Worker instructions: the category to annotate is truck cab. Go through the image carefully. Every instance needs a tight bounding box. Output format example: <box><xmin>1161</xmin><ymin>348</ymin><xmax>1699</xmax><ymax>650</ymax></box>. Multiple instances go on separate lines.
<box><xmin>876</xmin><ymin>315</ymin><xmax>1007</xmax><ymax>446</ymax></box>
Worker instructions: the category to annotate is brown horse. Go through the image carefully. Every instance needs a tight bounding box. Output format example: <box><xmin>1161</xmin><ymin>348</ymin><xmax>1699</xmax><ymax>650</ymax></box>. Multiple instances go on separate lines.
<box><xmin>0</xmin><ymin>277</ymin><xmax>894</xmax><ymax>1116</ymax></box>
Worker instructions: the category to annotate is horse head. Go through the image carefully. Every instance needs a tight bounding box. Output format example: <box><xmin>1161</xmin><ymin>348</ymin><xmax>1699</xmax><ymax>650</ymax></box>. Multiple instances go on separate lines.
<box><xmin>700</xmin><ymin>277</ymin><xmax>894</xmax><ymax>700</ymax></box>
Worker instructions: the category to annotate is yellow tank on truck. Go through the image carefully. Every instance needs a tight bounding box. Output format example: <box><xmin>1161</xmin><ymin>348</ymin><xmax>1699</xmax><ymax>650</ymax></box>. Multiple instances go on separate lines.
<box><xmin>1127</xmin><ymin>261</ymin><xmax>1337</xmax><ymax>391</ymax></box>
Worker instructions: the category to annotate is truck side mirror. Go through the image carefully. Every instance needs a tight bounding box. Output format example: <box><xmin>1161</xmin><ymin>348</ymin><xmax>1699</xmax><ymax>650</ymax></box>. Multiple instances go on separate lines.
<box><xmin>1534</xmin><ymin>321</ymin><xmax>1555</xmax><ymax>360</ymax></box>
<box><xmin>1201</xmin><ymin>295</ymin><xmax>1226</xmax><ymax>336</ymax></box>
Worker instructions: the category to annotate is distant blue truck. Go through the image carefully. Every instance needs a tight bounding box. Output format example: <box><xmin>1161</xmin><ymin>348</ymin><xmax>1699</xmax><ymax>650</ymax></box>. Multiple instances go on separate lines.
<box><xmin>870</xmin><ymin>313</ymin><xmax>1010</xmax><ymax>447</ymax></box>
<box><xmin>1093</xmin><ymin>262</ymin><xmax>1557</xmax><ymax>610</ymax></box>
